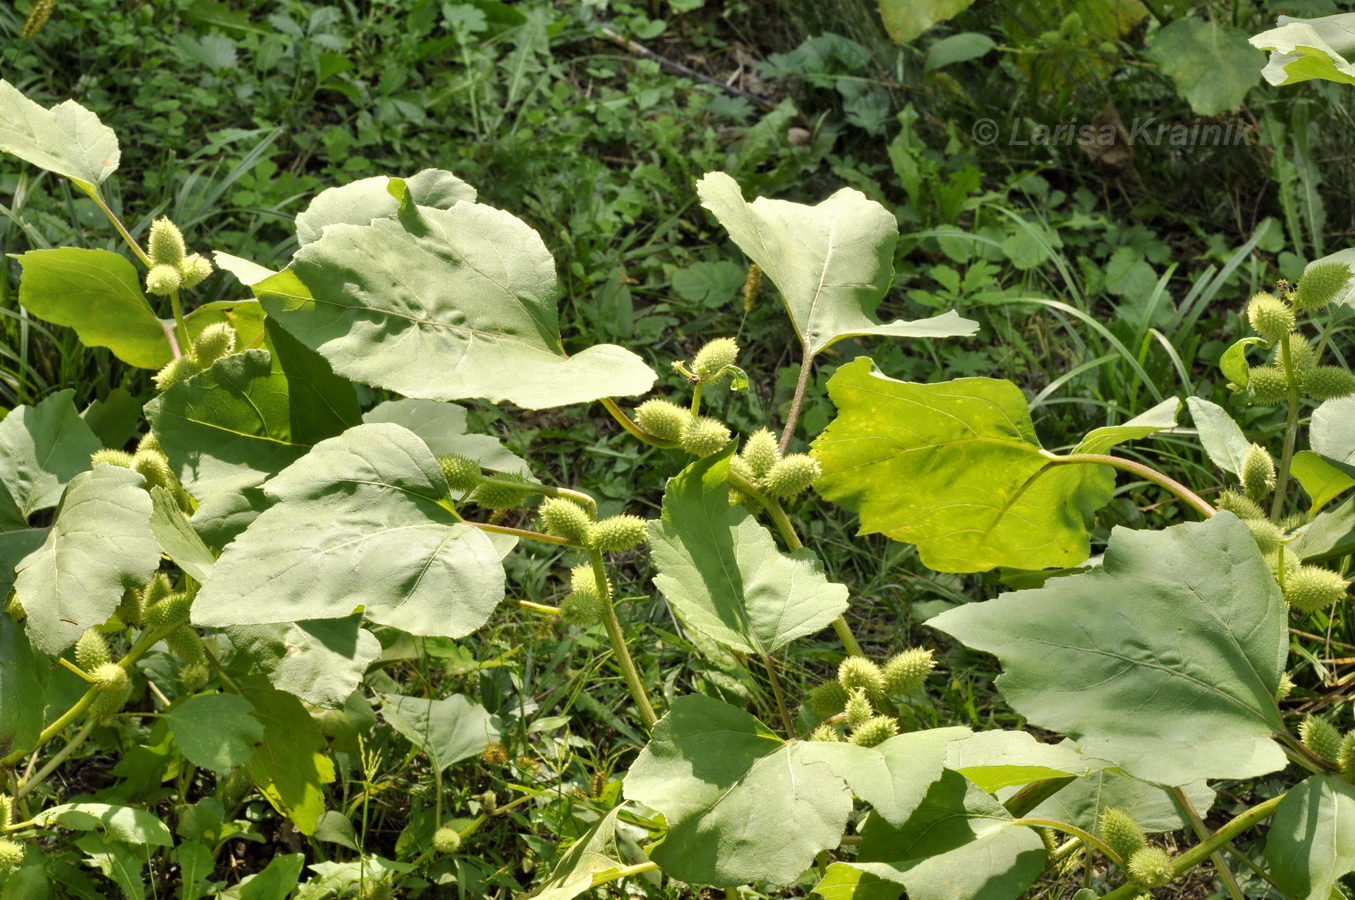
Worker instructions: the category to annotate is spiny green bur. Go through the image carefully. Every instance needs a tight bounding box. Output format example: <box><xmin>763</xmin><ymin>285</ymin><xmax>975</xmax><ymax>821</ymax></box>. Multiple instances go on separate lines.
<box><xmin>587</xmin><ymin>514</ymin><xmax>648</xmax><ymax>553</ymax></box>
<box><xmin>838</xmin><ymin>656</ymin><xmax>886</xmax><ymax>701</ymax></box>
<box><xmin>809</xmin><ymin>723</ymin><xmax>840</xmax><ymax>742</ymax></box>
<box><xmin>740</xmin><ymin>428</ymin><xmax>781</xmax><ymax>480</ymax></box>
<box><xmin>1214</xmin><ymin>490</ymin><xmax>1264</xmax><ymax>521</ymax></box>
<box><xmin>539</xmin><ymin>497</ymin><xmax>592</xmax><ymax>544</ymax></box>
<box><xmin>1244</xmin><ymin>518</ymin><xmax>1283</xmax><ymax>555</ymax></box>
<box><xmin>1300</xmin><ymin>714</ymin><xmax>1342</xmax><ymax>761</ymax></box>
<box><xmin>166</xmin><ymin>626</ymin><xmax>206</xmax><ymax>665</ymax></box>
<box><xmin>178</xmin><ymin>255</ymin><xmax>214</xmax><ymax>291</ymax></box>
<box><xmin>144</xmin><ymin>592</ymin><xmax>192</xmax><ymax>630</ymax></box>
<box><xmin>1127</xmin><ymin>845</ymin><xmax>1173</xmax><ymax>888</ymax></box>
<box><xmin>883</xmin><ymin>648</ymin><xmax>936</xmax><ymax>697</ymax></box>
<box><xmin>432</xmin><ymin>826</ymin><xmax>462</xmax><ymax>855</ymax></box>
<box><xmin>1275</xmin><ymin>334</ymin><xmax>1318</xmax><ymax>372</ymax></box>
<box><xmin>148</xmin><ymin>217</ymin><xmax>186</xmax><ymax>267</ymax></box>
<box><xmin>692</xmin><ymin>337</ymin><xmax>739</xmax><ymax>379</ymax></box>
<box><xmin>191</xmin><ymin>322</ymin><xmax>236</xmax><ymax>365</ymax></box>
<box><xmin>1339</xmin><ymin>732</ymin><xmax>1355</xmax><ymax>782</ymax></box>
<box><xmin>0</xmin><ymin>794</ymin><xmax>11</xmax><ymax>828</ymax></box>
<box><xmin>680</xmin><ymin>416</ymin><xmax>731</xmax><ymax>457</ymax></box>
<box><xmin>844</xmin><ymin>687</ymin><xmax>873</xmax><ymax>728</ymax></box>
<box><xmin>1301</xmin><ymin>366</ymin><xmax>1355</xmax><ymax>401</ymax></box>
<box><xmin>760</xmin><ymin>454</ymin><xmax>822</xmax><ymax>500</ymax></box>
<box><xmin>1240</xmin><ymin>444</ymin><xmax>1276</xmax><ymax>503</ymax></box>
<box><xmin>806</xmin><ymin>681</ymin><xmax>848</xmax><ymax>718</ymax></box>
<box><xmin>570</xmin><ymin>563</ymin><xmax>606</xmax><ymax>598</ymax></box>
<box><xmin>142</xmin><ymin>572</ymin><xmax>174</xmax><ymax>610</ymax></box>
<box><xmin>1099</xmin><ymin>807</ymin><xmax>1146</xmax><ymax>861</ymax></box>
<box><xmin>75</xmin><ymin>629</ymin><xmax>111</xmax><ymax>672</ymax></box>
<box><xmin>1247</xmin><ymin>366</ymin><xmax>1288</xmax><ymax>405</ymax></box>
<box><xmin>1294</xmin><ymin>262</ymin><xmax>1352</xmax><ymax>311</ymax></box>
<box><xmin>1276</xmin><ymin>672</ymin><xmax>1295</xmax><ymax>703</ymax></box>
<box><xmin>1285</xmin><ymin>565</ymin><xmax>1348</xmax><ymax>614</ymax></box>
<box><xmin>634</xmin><ymin>399</ymin><xmax>692</xmax><ymax>444</ymax></box>
<box><xmin>0</xmin><ymin>839</ymin><xmax>23</xmax><ymax>872</ymax></box>
<box><xmin>469</xmin><ymin>475</ymin><xmax>533</xmax><ymax>510</ymax></box>
<box><xmin>1247</xmin><ymin>292</ymin><xmax>1295</xmax><ymax>343</ymax></box>
<box><xmin>436</xmin><ymin>454</ymin><xmax>482</xmax><ymax>493</ymax></box>
<box><xmin>91</xmin><ymin>448</ymin><xmax>134</xmax><ymax>469</ymax></box>
<box><xmin>145</xmin><ymin>263</ymin><xmax>182</xmax><ymax>297</ymax></box>
<box><xmin>89</xmin><ymin>663</ymin><xmax>131</xmax><ymax>719</ymax></box>
<box><xmin>559</xmin><ymin>590</ymin><xmax>601</xmax><ymax>627</ymax></box>
<box><xmin>848</xmin><ymin>715</ymin><xmax>898</xmax><ymax>748</ymax></box>
<box><xmin>153</xmin><ymin>356</ymin><xmax>200</xmax><ymax>392</ymax></box>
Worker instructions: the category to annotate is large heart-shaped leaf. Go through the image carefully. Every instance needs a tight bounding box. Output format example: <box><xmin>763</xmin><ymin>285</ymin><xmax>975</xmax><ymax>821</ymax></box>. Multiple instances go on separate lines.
<box><xmin>1027</xmin><ymin>769</ymin><xmax>1213</xmax><ymax>837</ymax></box>
<box><xmin>226</xmin><ymin>614</ymin><xmax>381</xmax><ymax>709</ymax></box>
<box><xmin>623</xmin><ymin>694</ymin><xmax>851</xmax><ymax>886</ymax></box>
<box><xmin>813</xmin><ymin>358</ymin><xmax>1115</xmax><ymax>573</ymax></box>
<box><xmin>166</xmin><ymin>693</ymin><xmax>265</xmax><ymax>772</ymax></box>
<box><xmin>801</xmin><ymin>727</ymin><xmax>970</xmax><ymax>826</ymax></box>
<box><xmin>241</xmin><ymin>677</ymin><xmax>335</xmax><ymax>836</ymax></box>
<box><xmin>930</xmin><ymin>514</ymin><xmax>1288</xmax><ymax>785</ymax></box>
<box><xmin>815</xmin><ymin>771</ymin><xmax>1045</xmax><ymax>900</ymax></box>
<box><xmin>1266</xmin><ymin>775</ymin><xmax>1355</xmax><ymax>900</ymax></box>
<box><xmin>1251</xmin><ymin>13</ymin><xmax>1355</xmax><ymax>87</ymax></box>
<box><xmin>945</xmin><ymin>731</ymin><xmax>1108</xmax><ymax>793</ymax></box>
<box><xmin>257</xmin><ymin>201</ymin><xmax>656</xmax><ymax>409</ymax></box>
<box><xmin>0</xmin><ymin>80</ymin><xmax>119</xmax><ymax>191</ymax></box>
<box><xmin>193</xmin><ymin>423</ymin><xmax>505</xmax><ymax>638</ymax></box>
<box><xmin>0</xmin><ymin>389</ymin><xmax>102</xmax><ymax>521</ymax></box>
<box><xmin>378</xmin><ymin>692</ymin><xmax>500</xmax><ymax>772</ymax></box>
<box><xmin>16</xmin><ymin>249</ymin><xmax>169</xmax><ymax>369</ymax></box>
<box><xmin>1148</xmin><ymin>19</ymin><xmax>1263</xmax><ymax>115</ymax></box>
<box><xmin>648</xmin><ymin>448</ymin><xmax>848</xmax><ymax>655</ymax></box>
<box><xmin>145</xmin><ymin>350</ymin><xmax>309</xmax><ymax>501</ymax></box>
<box><xmin>262</xmin><ymin>318</ymin><xmax>361</xmax><ymax>444</ymax></box>
<box><xmin>697</xmin><ymin>173</ymin><xmax>975</xmax><ymax>361</ymax></box>
<box><xmin>294</xmin><ymin>169</ymin><xmax>476</xmax><ymax>246</ymax></box>
<box><xmin>362</xmin><ymin>398</ymin><xmax>530</xmax><ymax>475</ymax></box>
<box><xmin>15</xmin><ymin>466</ymin><xmax>160</xmax><ymax>655</ymax></box>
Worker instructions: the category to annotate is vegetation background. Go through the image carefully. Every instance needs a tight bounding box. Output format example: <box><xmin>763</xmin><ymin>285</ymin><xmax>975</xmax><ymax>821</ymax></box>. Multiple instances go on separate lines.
<box><xmin>3</xmin><ymin>0</ymin><xmax>1354</xmax><ymax>896</ymax></box>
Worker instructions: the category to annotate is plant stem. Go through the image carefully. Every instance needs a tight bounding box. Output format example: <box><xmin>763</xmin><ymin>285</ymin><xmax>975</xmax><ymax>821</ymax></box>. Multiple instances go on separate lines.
<box><xmin>590</xmin><ymin>861</ymin><xmax>659</xmax><ymax>888</ymax></box>
<box><xmin>690</xmin><ymin>382</ymin><xmax>703</xmax><ymax>417</ymax></box>
<box><xmin>14</xmin><ymin>718</ymin><xmax>95</xmax><ymax>801</ymax></box>
<box><xmin>589</xmin><ymin>549</ymin><xmax>658</xmax><ymax>730</ymax></box>
<box><xmin>728</xmin><ymin>470</ymin><xmax>865</xmax><ymax>657</ymax></box>
<box><xmin>779</xmin><ymin>347</ymin><xmax>814</xmax><ymax>454</ymax></box>
<box><xmin>505</xmin><ymin>598</ymin><xmax>561</xmax><ymax>615</ymax></box>
<box><xmin>464</xmin><ymin>520</ymin><xmax>582</xmax><ymax>549</ymax></box>
<box><xmin>1052</xmin><ymin>453</ymin><xmax>1215</xmax><ymax>518</ymax></box>
<box><xmin>599</xmin><ymin>398</ymin><xmax>679</xmax><ymax>449</ymax></box>
<box><xmin>168</xmin><ymin>288</ymin><xmax>191</xmax><ymax>361</ymax></box>
<box><xmin>759</xmin><ymin>653</ymin><xmax>795</xmax><ymax>736</ymax></box>
<box><xmin>1</xmin><ymin>624</ymin><xmax>172</xmax><ymax>768</ymax></box>
<box><xmin>1271</xmin><ymin>337</ymin><xmax>1302</xmax><ymax>522</ymax></box>
<box><xmin>81</xmin><ymin>186</ymin><xmax>151</xmax><ymax>267</ymax></box>
<box><xmin>1170</xmin><ymin>786</ymin><xmax>1244</xmax><ymax>900</ymax></box>
<box><xmin>1010</xmin><ymin>818</ymin><xmax>1123</xmax><ymax>868</ymax></box>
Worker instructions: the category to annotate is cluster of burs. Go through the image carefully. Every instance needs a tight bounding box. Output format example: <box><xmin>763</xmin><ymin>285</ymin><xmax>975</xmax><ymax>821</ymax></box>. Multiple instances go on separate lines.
<box><xmin>1220</xmin><ymin>262</ymin><xmax>1355</xmax><ymax>618</ymax></box>
<box><xmin>802</xmin><ymin>651</ymin><xmax>938</xmax><ymax>748</ymax></box>
<box><xmin>434</xmin><ymin>337</ymin><xmax>823</xmax><ymax>627</ymax></box>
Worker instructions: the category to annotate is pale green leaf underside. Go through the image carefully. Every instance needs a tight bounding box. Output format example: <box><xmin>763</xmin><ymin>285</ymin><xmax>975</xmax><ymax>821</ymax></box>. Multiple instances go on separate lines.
<box><xmin>148</xmin><ymin>486</ymin><xmax>216</xmax><ymax>583</ymax></box>
<box><xmin>294</xmin><ymin>168</ymin><xmax>476</xmax><ymax>246</ymax></box>
<box><xmin>0</xmin><ymin>79</ymin><xmax>119</xmax><ymax>190</ymax></box>
<box><xmin>16</xmin><ymin>248</ymin><xmax>168</xmax><ymax>369</ymax></box>
<box><xmin>1028</xmin><ymin>769</ymin><xmax>1213</xmax><ymax>837</ymax></box>
<box><xmin>697</xmin><ymin>172</ymin><xmax>975</xmax><ymax>358</ymax></box>
<box><xmin>378</xmin><ymin>692</ymin><xmax>500</xmax><ymax>773</ymax></box>
<box><xmin>945</xmin><ymin>730</ymin><xmax>1109</xmax><ymax>793</ymax></box>
<box><xmin>1312</xmin><ymin>396</ymin><xmax>1355</xmax><ymax>473</ymax></box>
<box><xmin>226</xmin><ymin>614</ymin><xmax>381</xmax><ymax>709</ymax></box>
<box><xmin>1266</xmin><ymin>775</ymin><xmax>1355</xmax><ymax>900</ymax></box>
<box><xmin>800</xmin><ymin>726</ymin><xmax>970</xmax><ymax>826</ymax></box>
<box><xmin>819</xmin><ymin>771</ymin><xmax>1045</xmax><ymax>900</ymax></box>
<box><xmin>0</xmin><ymin>389</ymin><xmax>102</xmax><ymax>521</ymax></box>
<box><xmin>930</xmin><ymin>514</ymin><xmax>1288</xmax><ymax>785</ymax></box>
<box><xmin>1186</xmin><ymin>396</ymin><xmax>1250</xmax><ymax>475</ymax></box>
<box><xmin>528</xmin><ymin>806</ymin><xmax>631</xmax><ymax>900</ymax></box>
<box><xmin>36</xmin><ymin>802</ymin><xmax>172</xmax><ymax>847</ymax></box>
<box><xmin>1251</xmin><ymin>13</ymin><xmax>1355</xmax><ymax>87</ymax></box>
<box><xmin>649</xmin><ymin>448</ymin><xmax>849</xmax><ymax>655</ymax></box>
<box><xmin>15</xmin><ymin>466</ymin><xmax>160</xmax><ymax>655</ymax></box>
<box><xmin>623</xmin><ymin>694</ymin><xmax>851</xmax><ymax>887</ymax></box>
<box><xmin>813</xmin><ymin>358</ymin><xmax>1115</xmax><ymax>573</ymax></box>
<box><xmin>194</xmin><ymin>423</ymin><xmax>505</xmax><ymax>638</ymax></box>
<box><xmin>363</xmin><ymin>398</ymin><xmax>530</xmax><ymax>476</ymax></box>
<box><xmin>258</xmin><ymin>201</ymin><xmax>656</xmax><ymax>409</ymax></box>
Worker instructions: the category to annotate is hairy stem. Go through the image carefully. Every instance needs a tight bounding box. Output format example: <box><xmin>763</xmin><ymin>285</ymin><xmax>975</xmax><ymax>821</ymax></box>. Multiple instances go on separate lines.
<box><xmin>464</xmin><ymin>520</ymin><xmax>582</xmax><ymax>549</ymax></box>
<box><xmin>81</xmin><ymin>186</ymin><xmax>151</xmax><ymax>267</ymax></box>
<box><xmin>505</xmin><ymin>598</ymin><xmax>561</xmax><ymax>615</ymax></box>
<box><xmin>1271</xmin><ymin>337</ymin><xmax>1302</xmax><ymax>522</ymax></box>
<box><xmin>779</xmin><ymin>347</ymin><xmax>814</xmax><ymax>454</ymax></box>
<box><xmin>589</xmin><ymin>549</ymin><xmax>658</xmax><ymax>729</ymax></box>
<box><xmin>760</xmin><ymin>653</ymin><xmax>795</xmax><ymax>736</ymax></box>
<box><xmin>1052</xmin><ymin>453</ymin><xmax>1215</xmax><ymax>518</ymax></box>
<box><xmin>599</xmin><ymin>397</ymin><xmax>679</xmax><ymax>449</ymax></box>
<box><xmin>590</xmin><ymin>861</ymin><xmax>660</xmax><ymax>888</ymax></box>
<box><xmin>14</xmin><ymin>718</ymin><xmax>95</xmax><ymax>801</ymax></box>
<box><xmin>1004</xmin><ymin>776</ymin><xmax>1075</xmax><ymax>818</ymax></box>
<box><xmin>1010</xmin><ymin>818</ymin><xmax>1123</xmax><ymax>868</ymax></box>
<box><xmin>1171</xmin><ymin>787</ymin><xmax>1244</xmax><ymax>900</ymax></box>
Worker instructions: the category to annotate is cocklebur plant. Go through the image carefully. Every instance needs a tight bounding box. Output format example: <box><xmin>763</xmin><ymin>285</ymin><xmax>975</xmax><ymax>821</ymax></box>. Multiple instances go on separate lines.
<box><xmin>7</xmin><ymin>36</ymin><xmax>1355</xmax><ymax>897</ymax></box>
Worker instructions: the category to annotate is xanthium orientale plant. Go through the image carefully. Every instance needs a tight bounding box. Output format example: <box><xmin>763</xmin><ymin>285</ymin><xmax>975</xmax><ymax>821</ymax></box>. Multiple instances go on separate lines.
<box><xmin>4</xmin><ymin>13</ymin><xmax>1355</xmax><ymax>897</ymax></box>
